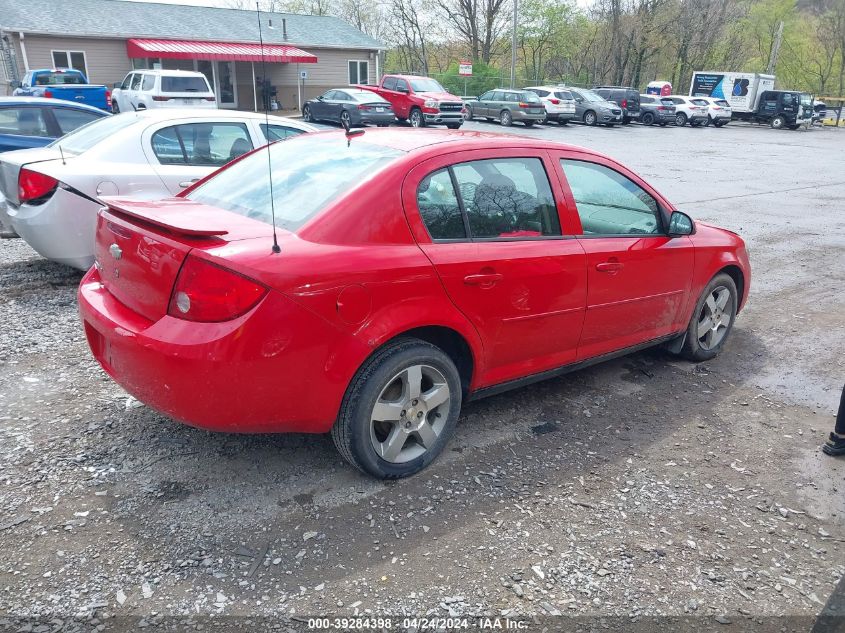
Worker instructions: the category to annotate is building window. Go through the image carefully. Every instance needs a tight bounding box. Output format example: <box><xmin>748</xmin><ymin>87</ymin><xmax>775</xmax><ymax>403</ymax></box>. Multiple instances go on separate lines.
<box><xmin>348</xmin><ymin>60</ymin><xmax>369</xmax><ymax>85</ymax></box>
<box><xmin>51</xmin><ymin>51</ymin><xmax>88</xmax><ymax>78</ymax></box>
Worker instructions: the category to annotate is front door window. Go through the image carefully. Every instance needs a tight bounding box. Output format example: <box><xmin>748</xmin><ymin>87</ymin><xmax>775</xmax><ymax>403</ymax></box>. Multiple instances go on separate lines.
<box><xmin>215</xmin><ymin>61</ymin><xmax>237</xmax><ymax>108</ymax></box>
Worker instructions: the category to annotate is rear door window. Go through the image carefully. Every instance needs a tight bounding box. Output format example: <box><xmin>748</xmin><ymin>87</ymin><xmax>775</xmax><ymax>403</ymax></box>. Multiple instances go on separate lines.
<box><xmin>555</xmin><ymin>91</ymin><xmax>573</xmax><ymax>100</ymax></box>
<box><xmin>141</xmin><ymin>74</ymin><xmax>156</xmax><ymax>91</ymax></box>
<box><xmin>260</xmin><ymin>124</ymin><xmax>306</xmax><ymax>141</ymax></box>
<box><xmin>52</xmin><ymin>107</ymin><xmax>103</xmax><ymax>135</ymax></box>
<box><xmin>151</xmin><ymin>122</ymin><xmax>253</xmax><ymax>166</ymax></box>
<box><xmin>382</xmin><ymin>77</ymin><xmax>397</xmax><ymax>91</ymax></box>
<box><xmin>561</xmin><ymin>159</ymin><xmax>661</xmax><ymax>236</ymax></box>
<box><xmin>0</xmin><ymin>107</ymin><xmax>50</xmax><ymax>137</ymax></box>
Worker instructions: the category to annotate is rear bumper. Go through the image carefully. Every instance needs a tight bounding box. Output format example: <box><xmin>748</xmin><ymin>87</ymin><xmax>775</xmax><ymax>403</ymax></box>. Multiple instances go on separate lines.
<box><xmin>512</xmin><ymin>110</ymin><xmax>546</xmax><ymax>122</ymax></box>
<box><xmin>7</xmin><ymin>187</ymin><xmax>99</xmax><ymax>270</ymax></box>
<box><xmin>545</xmin><ymin>112</ymin><xmax>575</xmax><ymax>121</ymax></box>
<box><xmin>78</xmin><ymin>268</ymin><xmax>362</xmax><ymax>434</ymax></box>
<box><xmin>358</xmin><ymin>112</ymin><xmax>396</xmax><ymax>125</ymax></box>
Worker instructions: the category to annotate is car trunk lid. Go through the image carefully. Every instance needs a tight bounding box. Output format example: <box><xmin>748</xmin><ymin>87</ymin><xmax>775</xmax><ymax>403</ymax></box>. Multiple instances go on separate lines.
<box><xmin>0</xmin><ymin>148</ymin><xmax>67</xmax><ymax>207</ymax></box>
<box><xmin>95</xmin><ymin>197</ymin><xmax>274</xmax><ymax>322</ymax></box>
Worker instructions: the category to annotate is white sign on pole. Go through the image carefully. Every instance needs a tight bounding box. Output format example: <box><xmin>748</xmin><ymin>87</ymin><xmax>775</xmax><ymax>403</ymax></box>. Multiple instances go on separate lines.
<box><xmin>458</xmin><ymin>61</ymin><xmax>472</xmax><ymax>76</ymax></box>
<box><xmin>300</xmin><ymin>70</ymin><xmax>308</xmax><ymax>80</ymax></box>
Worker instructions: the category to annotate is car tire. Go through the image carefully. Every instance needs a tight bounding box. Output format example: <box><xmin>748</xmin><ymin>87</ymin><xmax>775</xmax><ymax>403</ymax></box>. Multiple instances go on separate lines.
<box><xmin>500</xmin><ymin>110</ymin><xmax>513</xmax><ymax>127</ymax></box>
<box><xmin>303</xmin><ymin>105</ymin><xmax>313</xmax><ymax>122</ymax></box>
<box><xmin>463</xmin><ymin>107</ymin><xmax>473</xmax><ymax>121</ymax></box>
<box><xmin>714</xmin><ymin>121</ymin><xmax>728</xmax><ymax>127</ymax></box>
<box><xmin>771</xmin><ymin>115</ymin><xmax>786</xmax><ymax>129</ymax></box>
<box><xmin>446</xmin><ymin>123</ymin><xmax>461</xmax><ymax>129</ymax></box>
<box><xmin>690</xmin><ymin>120</ymin><xmax>702</xmax><ymax>127</ymax></box>
<box><xmin>524</xmin><ymin>120</ymin><xmax>535</xmax><ymax>127</ymax></box>
<box><xmin>340</xmin><ymin>110</ymin><xmax>353</xmax><ymax>128</ymax></box>
<box><xmin>331</xmin><ymin>337</ymin><xmax>462</xmax><ymax>479</ymax></box>
<box><xmin>680</xmin><ymin>273</ymin><xmax>739</xmax><ymax>362</ymax></box>
<box><xmin>705</xmin><ymin>115</ymin><xmax>713</xmax><ymax>127</ymax></box>
<box><xmin>112</xmin><ymin>101</ymin><xmax>120</xmax><ymax>114</ymax></box>
<box><xmin>584</xmin><ymin>110</ymin><xmax>597</xmax><ymax>126</ymax></box>
<box><xmin>641</xmin><ymin>112</ymin><xmax>655</xmax><ymax>126</ymax></box>
<box><xmin>409</xmin><ymin>108</ymin><xmax>425</xmax><ymax>128</ymax></box>
<box><xmin>622</xmin><ymin>117</ymin><xmax>631</xmax><ymax>125</ymax></box>
<box><xmin>675</xmin><ymin>113</ymin><xmax>687</xmax><ymax>126</ymax></box>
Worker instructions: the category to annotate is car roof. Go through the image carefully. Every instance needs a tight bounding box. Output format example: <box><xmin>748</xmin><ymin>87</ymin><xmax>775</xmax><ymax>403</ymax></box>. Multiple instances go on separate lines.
<box><xmin>105</xmin><ymin>109</ymin><xmax>316</xmax><ymax>131</ymax></box>
<box><xmin>0</xmin><ymin>96</ymin><xmax>107</xmax><ymax>113</ymax></box>
<box><xmin>312</xmin><ymin>127</ymin><xmax>608</xmax><ymax>158</ymax></box>
<box><xmin>130</xmin><ymin>69</ymin><xmax>206</xmax><ymax>76</ymax></box>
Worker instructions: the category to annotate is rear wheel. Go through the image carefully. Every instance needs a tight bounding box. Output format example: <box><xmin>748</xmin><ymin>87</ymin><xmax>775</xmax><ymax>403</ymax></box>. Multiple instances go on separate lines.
<box><xmin>409</xmin><ymin>108</ymin><xmax>425</xmax><ymax>128</ymax></box>
<box><xmin>331</xmin><ymin>338</ymin><xmax>462</xmax><ymax>479</ymax></box>
<box><xmin>641</xmin><ymin>112</ymin><xmax>655</xmax><ymax>126</ymax></box>
<box><xmin>584</xmin><ymin>110</ymin><xmax>597</xmax><ymax>126</ymax></box>
<box><xmin>500</xmin><ymin>109</ymin><xmax>513</xmax><ymax>127</ymax></box>
<box><xmin>771</xmin><ymin>115</ymin><xmax>786</xmax><ymax>129</ymax></box>
<box><xmin>675</xmin><ymin>112</ymin><xmax>687</xmax><ymax>126</ymax></box>
<box><xmin>680</xmin><ymin>273</ymin><xmax>738</xmax><ymax>362</ymax></box>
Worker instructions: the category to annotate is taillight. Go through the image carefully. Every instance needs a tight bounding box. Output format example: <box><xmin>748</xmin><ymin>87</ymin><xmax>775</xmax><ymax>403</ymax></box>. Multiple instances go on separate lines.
<box><xmin>357</xmin><ymin>104</ymin><xmax>371</xmax><ymax>110</ymax></box>
<box><xmin>152</xmin><ymin>96</ymin><xmax>171</xmax><ymax>102</ymax></box>
<box><xmin>106</xmin><ymin>90</ymin><xmax>112</xmax><ymax>108</ymax></box>
<box><xmin>18</xmin><ymin>168</ymin><xmax>58</xmax><ymax>204</ymax></box>
<box><xmin>549</xmin><ymin>98</ymin><xmax>560</xmax><ymax>104</ymax></box>
<box><xmin>657</xmin><ymin>106</ymin><xmax>666</xmax><ymax>111</ymax></box>
<box><xmin>44</xmin><ymin>90</ymin><xmax>53</xmax><ymax>98</ymax></box>
<box><xmin>621</xmin><ymin>99</ymin><xmax>627</xmax><ymax>108</ymax></box>
<box><xmin>168</xmin><ymin>256</ymin><xmax>267</xmax><ymax>323</ymax></box>
<box><xmin>518</xmin><ymin>102</ymin><xmax>531</xmax><ymax>108</ymax></box>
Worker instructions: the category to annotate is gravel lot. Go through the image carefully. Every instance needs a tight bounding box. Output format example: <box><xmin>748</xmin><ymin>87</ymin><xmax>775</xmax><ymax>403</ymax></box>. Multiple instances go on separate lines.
<box><xmin>1</xmin><ymin>121</ymin><xmax>843</xmax><ymax>632</ymax></box>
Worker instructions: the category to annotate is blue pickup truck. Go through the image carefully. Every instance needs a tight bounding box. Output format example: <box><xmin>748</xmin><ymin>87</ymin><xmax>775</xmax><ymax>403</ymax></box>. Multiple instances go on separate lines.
<box><xmin>13</xmin><ymin>69</ymin><xmax>111</xmax><ymax>112</ymax></box>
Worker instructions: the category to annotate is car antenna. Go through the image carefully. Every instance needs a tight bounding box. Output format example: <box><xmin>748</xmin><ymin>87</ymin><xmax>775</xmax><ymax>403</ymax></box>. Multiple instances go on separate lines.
<box><xmin>340</xmin><ymin>114</ymin><xmax>365</xmax><ymax>146</ymax></box>
<box><xmin>257</xmin><ymin>2</ymin><xmax>281</xmax><ymax>254</ymax></box>
<box><xmin>58</xmin><ymin>144</ymin><xmax>66</xmax><ymax>165</ymax></box>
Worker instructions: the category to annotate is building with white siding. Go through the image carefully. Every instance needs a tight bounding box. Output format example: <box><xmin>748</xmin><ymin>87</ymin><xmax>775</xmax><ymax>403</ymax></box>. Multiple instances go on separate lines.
<box><xmin>0</xmin><ymin>0</ymin><xmax>385</xmax><ymax>111</ymax></box>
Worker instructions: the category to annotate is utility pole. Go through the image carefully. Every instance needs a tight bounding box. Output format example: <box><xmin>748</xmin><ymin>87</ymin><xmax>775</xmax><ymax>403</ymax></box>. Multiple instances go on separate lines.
<box><xmin>767</xmin><ymin>21</ymin><xmax>784</xmax><ymax>75</ymax></box>
<box><xmin>510</xmin><ymin>0</ymin><xmax>517</xmax><ymax>88</ymax></box>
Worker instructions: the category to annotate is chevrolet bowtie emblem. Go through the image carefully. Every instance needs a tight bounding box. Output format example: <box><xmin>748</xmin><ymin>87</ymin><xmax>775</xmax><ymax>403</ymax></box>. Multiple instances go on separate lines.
<box><xmin>109</xmin><ymin>243</ymin><xmax>123</xmax><ymax>260</ymax></box>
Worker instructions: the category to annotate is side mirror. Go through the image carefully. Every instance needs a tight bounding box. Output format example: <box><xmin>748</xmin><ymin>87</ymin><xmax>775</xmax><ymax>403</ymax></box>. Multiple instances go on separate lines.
<box><xmin>317</xmin><ymin>95</ymin><xmax>323</xmax><ymax>101</ymax></box>
<box><xmin>397</xmin><ymin>86</ymin><xmax>409</xmax><ymax>94</ymax></box>
<box><xmin>668</xmin><ymin>211</ymin><xmax>694</xmax><ymax>237</ymax></box>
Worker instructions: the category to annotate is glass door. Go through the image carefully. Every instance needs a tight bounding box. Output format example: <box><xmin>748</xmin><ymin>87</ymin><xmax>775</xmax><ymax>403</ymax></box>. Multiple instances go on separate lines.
<box><xmin>215</xmin><ymin>61</ymin><xmax>237</xmax><ymax>108</ymax></box>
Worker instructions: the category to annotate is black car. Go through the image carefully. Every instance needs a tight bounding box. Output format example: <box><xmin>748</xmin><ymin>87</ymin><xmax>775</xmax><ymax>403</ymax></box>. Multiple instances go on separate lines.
<box><xmin>302</xmin><ymin>88</ymin><xmax>395</xmax><ymax>128</ymax></box>
<box><xmin>594</xmin><ymin>86</ymin><xmax>641</xmax><ymax>123</ymax></box>
<box><xmin>637</xmin><ymin>94</ymin><xmax>676</xmax><ymax>126</ymax></box>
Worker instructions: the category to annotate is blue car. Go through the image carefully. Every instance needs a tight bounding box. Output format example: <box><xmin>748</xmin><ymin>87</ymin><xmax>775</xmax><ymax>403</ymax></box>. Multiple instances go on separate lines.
<box><xmin>0</xmin><ymin>97</ymin><xmax>109</xmax><ymax>153</ymax></box>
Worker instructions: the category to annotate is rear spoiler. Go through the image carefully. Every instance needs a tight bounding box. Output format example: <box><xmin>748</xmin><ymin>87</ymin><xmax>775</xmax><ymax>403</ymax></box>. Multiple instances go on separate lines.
<box><xmin>100</xmin><ymin>197</ymin><xmax>229</xmax><ymax>237</ymax></box>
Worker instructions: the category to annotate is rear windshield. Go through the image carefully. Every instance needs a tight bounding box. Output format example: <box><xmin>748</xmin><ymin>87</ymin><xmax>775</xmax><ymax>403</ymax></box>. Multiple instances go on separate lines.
<box><xmin>49</xmin><ymin>113</ymin><xmax>138</xmax><ymax>155</ymax></box>
<box><xmin>187</xmin><ymin>135</ymin><xmax>404</xmax><ymax>232</ymax></box>
<box><xmin>554</xmin><ymin>91</ymin><xmax>573</xmax><ymax>100</ymax></box>
<box><xmin>350</xmin><ymin>91</ymin><xmax>389</xmax><ymax>103</ymax></box>
<box><xmin>33</xmin><ymin>72</ymin><xmax>85</xmax><ymax>85</ymax></box>
<box><xmin>161</xmin><ymin>76</ymin><xmax>209</xmax><ymax>93</ymax></box>
<box><xmin>660</xmin><ymin>98</ymin><xmax>675</xmax><ymax>107</ymax></box>
<box><xmin>715</xmin><ymin>100</ymin><xmax>730</xmax><ymax>107</ymax></box>
<box><xmin>519</xmin><ymin>92</ymin><xmax>542</xmax><ymax>103</ymax></box>
<box><xmin>691</xmin><ymin>98</ymin><xmax>709</xmax><ymax>106</ymax></box>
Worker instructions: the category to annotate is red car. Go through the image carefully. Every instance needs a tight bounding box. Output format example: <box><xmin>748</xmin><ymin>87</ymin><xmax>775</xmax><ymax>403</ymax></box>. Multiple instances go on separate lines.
<box><xmin>79</xmin><ymin>129</ymin><xmax>750</xmax><ymax>479</ymax></box>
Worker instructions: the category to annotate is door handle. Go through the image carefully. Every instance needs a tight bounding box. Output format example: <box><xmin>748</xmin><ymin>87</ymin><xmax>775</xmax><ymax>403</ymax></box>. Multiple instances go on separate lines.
<box><xmin>596</xmin><ymin>261</ymin><xmax>624</xmax><ymax>273</ymax></box>
<box><xmin>464</xmin><ymin>272</ymin><xmax>503</xmax><ymax>286</ymax></box>
<box><xmin>179</xmin><ymin>178</ymin><xmax>200</xmax><ymax>188</ymax></box>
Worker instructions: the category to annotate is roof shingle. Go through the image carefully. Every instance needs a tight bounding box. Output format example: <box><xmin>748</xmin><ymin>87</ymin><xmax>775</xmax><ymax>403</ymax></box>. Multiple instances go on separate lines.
<box><xmin>0</xmin><ymin>0</ymin><xmax>385</xmax><ymax>50</ymax></box>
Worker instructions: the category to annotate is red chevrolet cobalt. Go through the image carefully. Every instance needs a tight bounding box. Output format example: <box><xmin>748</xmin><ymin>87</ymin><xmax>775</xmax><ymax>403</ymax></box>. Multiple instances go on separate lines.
<box><xmin>79</xmin><ymin>129</ymin><xmax>750</xmax><ymax>479</ymax></box>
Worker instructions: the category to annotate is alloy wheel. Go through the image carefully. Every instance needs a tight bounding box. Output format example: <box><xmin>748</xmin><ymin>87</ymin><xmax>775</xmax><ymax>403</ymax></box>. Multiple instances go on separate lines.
<box><xmin>584</xmin><ymin>111</ymin><xmax>596</xmax><ymax>126</ymax></box>
<box><xmin>303</xmin><ymin>106</ymin><xmax>312</xmax><ymax>122</ymax></box>
<box><xmin>501</xmin><ymin>110</ymin><xmax>512</xmax><ymax>126</ymax></box>
<box><xmin>696</xmin><ymin>286</ymin><xmax>734</xmax><ymax>351</ymax></box>
<box><xmin>341</xmin><ymin>111</ymin><xmax>351</xmax><ymax>127</ymax></box>
<box><xmin>369</xmin><ymin>364</ymin><xmax>451</xmax><ymax>464</ymax></box>
<box><xmin>410</xmin><ymin>109</ymin><xmax>424</xmax><ymax>127</ymax></box>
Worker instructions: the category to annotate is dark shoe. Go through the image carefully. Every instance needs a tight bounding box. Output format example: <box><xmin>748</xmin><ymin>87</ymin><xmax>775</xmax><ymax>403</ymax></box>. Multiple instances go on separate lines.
<box><xmin>822</xmin><ymin>434</ymin><xmax>845</xmax><ymax>456</ymax></box>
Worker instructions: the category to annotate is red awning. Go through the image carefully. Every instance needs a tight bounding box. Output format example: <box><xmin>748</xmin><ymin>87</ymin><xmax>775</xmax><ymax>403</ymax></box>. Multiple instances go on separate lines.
<box><xmin>126</xmin><ymin>39</ymin><xmax>317</xmax><ymax>63</ymax></box>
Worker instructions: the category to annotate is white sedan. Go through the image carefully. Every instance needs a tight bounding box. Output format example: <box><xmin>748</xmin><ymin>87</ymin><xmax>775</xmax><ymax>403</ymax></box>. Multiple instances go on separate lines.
<box><xmin>0</xmin><ymin>109</ymin><xmax>317</xmax><ymax>269</ymax></box>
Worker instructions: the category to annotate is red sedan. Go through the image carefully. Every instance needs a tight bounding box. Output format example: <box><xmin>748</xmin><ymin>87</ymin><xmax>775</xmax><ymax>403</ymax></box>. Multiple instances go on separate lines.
<box><xmin>79</xmin><ymin>129</ymin><xmax>750</xmax><ymax>479</ymax></box>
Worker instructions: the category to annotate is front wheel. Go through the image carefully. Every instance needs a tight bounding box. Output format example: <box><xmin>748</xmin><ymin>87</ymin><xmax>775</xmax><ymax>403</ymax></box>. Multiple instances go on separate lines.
<box><xmin>584</xmin><ymin>110</ymin><xmax>597</xmax><ymax>126</ymax></box>
<box><xmin>463</xmin><ymin>107</ymin><xmax>473</xmax><ymax>121</ymax></box>
<box><xmin>409</xmin><ymin>108</ymin><xmax>425</xmax><ymax>128</ymax></box>
<box><xmin>675</xmin><ymin>113</ymin><xmax>687</xmax><ymax>126</ymax></box>
<box><xmin>302</xmin><ymin>105</ymin><xmax>314</xmax><ymax>122</ymax></box>
<box><xmin>340</xmin><ymin>110</ymin><xmax>352</xmax><ymax>128</ymax></box>
<box><xmin>771</xmin><ymin>115</ymin><xmax>786</xmax><ymax>129</ymax></box>
<box><xmin>681</xmin><ymin>273</ymin><xmax>738</xmax><ymax>362</ymax></box>
<box><xmin>331</xmin><ymin>338</ymin><xmax>462</xmax><ymax>479</ymax></box>
<box><xmin>641</xmin><ymin>112</ymin><xmax>655</xmax><ymax>126</ymax></box>
<box><xmin>500</xmin><ymin>109</ymin><xmax>513</xmax><ymax>127</ymax></box>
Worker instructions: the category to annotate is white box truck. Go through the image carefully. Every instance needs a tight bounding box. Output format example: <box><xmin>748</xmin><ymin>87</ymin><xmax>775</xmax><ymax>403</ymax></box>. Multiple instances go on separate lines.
<box><xmin>689</xmin><ymin>71</ymin><xmax>775</xmax><ymax>115</ymax></box>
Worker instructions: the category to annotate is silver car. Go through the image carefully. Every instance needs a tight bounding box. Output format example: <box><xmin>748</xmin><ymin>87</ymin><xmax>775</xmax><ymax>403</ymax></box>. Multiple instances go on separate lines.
<box><xmin>567</xmin><ymin>87</ymin><xmax>623</xmax><ymax>126</ymax></box>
